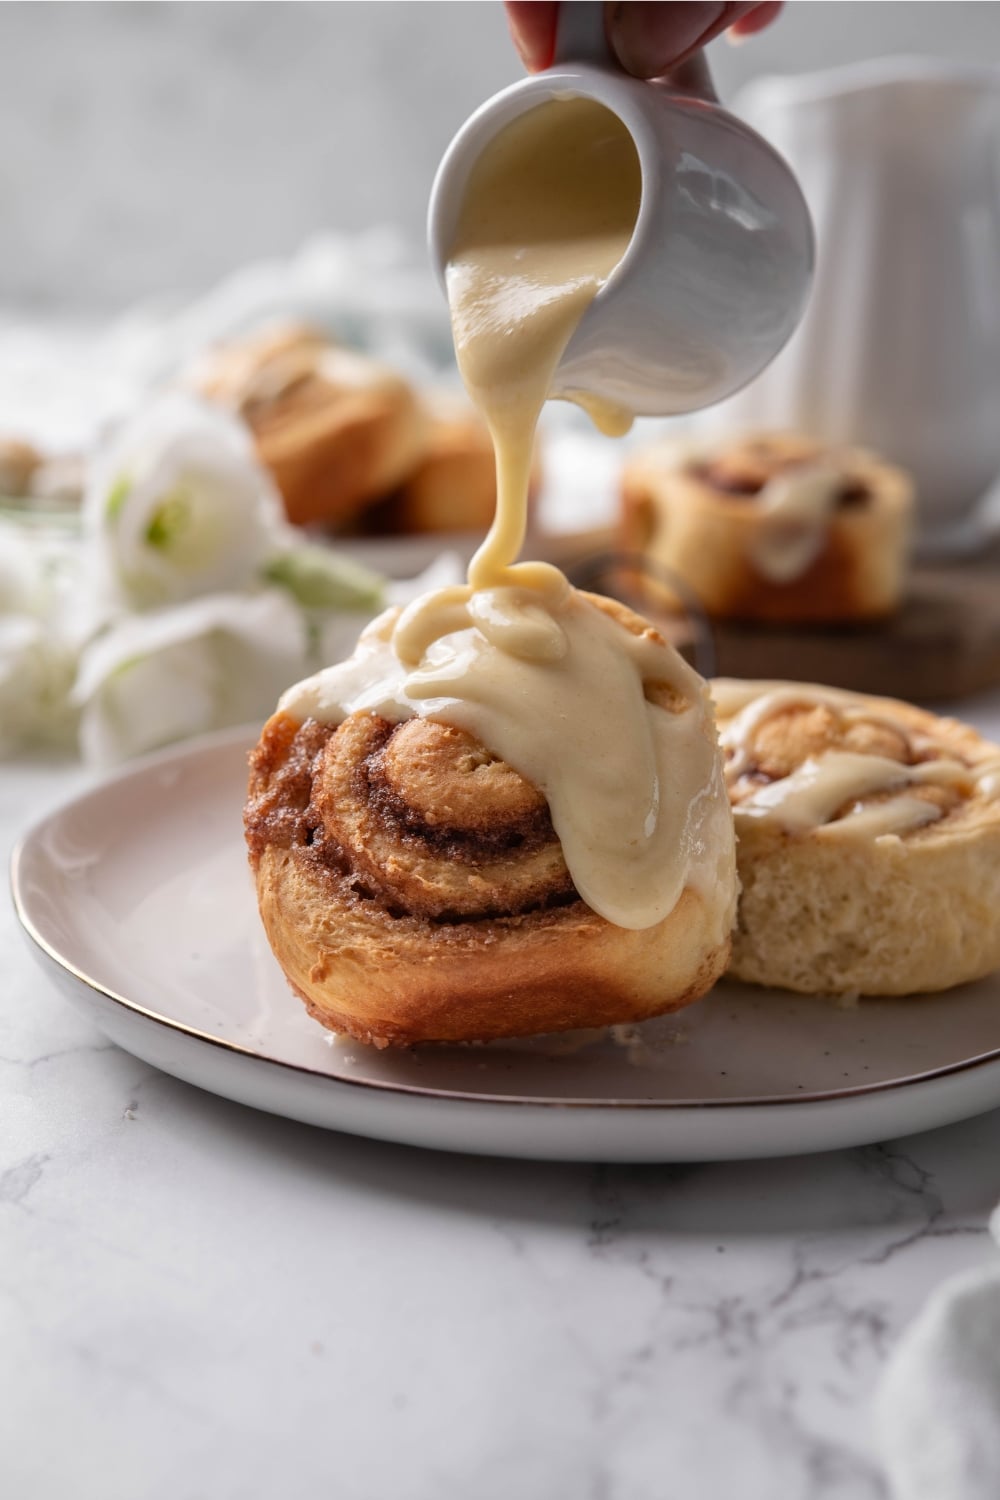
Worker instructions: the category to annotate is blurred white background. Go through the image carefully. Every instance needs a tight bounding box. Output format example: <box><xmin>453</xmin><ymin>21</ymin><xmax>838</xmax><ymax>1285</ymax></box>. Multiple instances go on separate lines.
<box><xmin>3</xmin><ymin>0</ymin><xmax>1000</xmax><ymax>313</ymax></box>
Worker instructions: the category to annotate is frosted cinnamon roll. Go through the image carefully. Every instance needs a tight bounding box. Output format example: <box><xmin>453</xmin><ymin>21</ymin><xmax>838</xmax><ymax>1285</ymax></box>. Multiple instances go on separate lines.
<box><xmin>191</xmin><ymin>324</ymin><xmax>426</xmax><ymax>529</ymax></box>
<box><xmin>712</xmin><ymin>678</ymin><xmax>1000</xmax><ymax>995</ymax></box>
<box><xmin>622</xmin><ymin>432</ymin><xmax>913</xmax><ymax>622</ymax></box>
<box><xmin>245</xmin><ymin>589</ymin><xmax>737</xmax><ymax>1047</ymax></box>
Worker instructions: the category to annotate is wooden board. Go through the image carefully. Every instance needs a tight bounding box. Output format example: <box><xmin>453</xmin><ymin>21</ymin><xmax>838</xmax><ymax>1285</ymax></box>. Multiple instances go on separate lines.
<box><xmin>711</xmin><ymin>566</ymin><xmax>1000</xmax><ymax>703</ymax></box>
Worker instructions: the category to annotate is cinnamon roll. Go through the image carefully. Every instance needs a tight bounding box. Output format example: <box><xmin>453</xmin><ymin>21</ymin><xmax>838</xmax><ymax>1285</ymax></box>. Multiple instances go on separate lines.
<box><xmin>245</xmin><ymin>590</ymin><xmax>737</xmax><ymax>1047</ymax></box>
<box><xmin>0</xmin><ymin>438</ymin><xmax>40</xmax><ymax>497</ymax></box>
<box><xmin>622</xmin><ymin>432</ymin><xmax>913</xmax><ymax>622</ymax></box>
<box><xmin>191</xmin><ymin>324</ymin><xmax>427</xmax><ymax>529</ymax></box>
<box><xmin>363</xmin><ymin>394</ymin><xmax>540</xmax><ymax>537</ymax></box>
<box><xmin>712</xmin><ymin>678</ymin><xmax>1000</xmax><ymax>995</ymax></box>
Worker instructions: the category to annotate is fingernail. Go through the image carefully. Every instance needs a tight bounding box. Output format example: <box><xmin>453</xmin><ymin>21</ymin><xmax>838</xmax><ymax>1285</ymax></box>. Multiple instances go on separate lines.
<box><xmin>512</xmin><ymin>33</ymin><xmax>546</xmax><ymax>71</ymax></box>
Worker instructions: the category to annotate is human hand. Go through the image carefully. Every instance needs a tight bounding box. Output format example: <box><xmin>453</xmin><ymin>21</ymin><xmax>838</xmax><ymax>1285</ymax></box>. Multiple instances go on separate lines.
<box><xmin>505</xmin><ymin>2</ymin><xmax>782</xmax><ymax>79</ymax></box>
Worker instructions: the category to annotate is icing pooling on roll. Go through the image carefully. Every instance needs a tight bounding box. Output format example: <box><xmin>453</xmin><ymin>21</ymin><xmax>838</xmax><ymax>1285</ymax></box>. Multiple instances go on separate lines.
<box><xmin>979</xmin><ymin>762</ymin><xmax>1000</xmax><ymax>798</ymax></box>
<box><xmin>732</xmin><ymin>751</ymin><xmax>972</xmax><ymax>836</ymax></box>
<box><xmin>716</xmin><ymin>681</ymin><xmax>912</xmax><ymax>776</ymax></box>
<box><xmin>282</xmin><ymin>591</ymin><xmax>733</xmax><ymax>932</ymax></box>
<box><xmin>713</xmin><ymin>680</ymin><xmax>1000</xmax><ymax>840</ymax></box>
<box><xmin>750</xmin><ymin>465</ymin><xmax>846</xmax><ymax>583</ymax></box>
<box><xmin>692</xmin><ymin>438</ymin><xmax>890</xmax><ymax>584</ymax></box>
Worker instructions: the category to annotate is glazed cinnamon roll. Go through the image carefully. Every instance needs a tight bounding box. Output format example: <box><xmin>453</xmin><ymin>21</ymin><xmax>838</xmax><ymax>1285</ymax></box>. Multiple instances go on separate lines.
<box><xmin>191</xmin><ymin>324</ymin><xmax>427</xmax><ymax>529</ymax></box>
<box><xmin>245</xmin><ymin>590</ymin><xmax>737</xmax><ymax>1047</ymax></box>
<box><xmin>622</xmin><ymin>432</ymin><xmax>913</xmax><ymax>623</ymax></box>
<box><xmin>712</xmin><ymin>679</ymin><xmax>1000</xmax><ymax>995</ymax></box>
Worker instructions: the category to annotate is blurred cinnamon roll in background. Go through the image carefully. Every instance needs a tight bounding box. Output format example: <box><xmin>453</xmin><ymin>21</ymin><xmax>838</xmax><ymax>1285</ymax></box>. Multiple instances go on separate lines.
<box><xmin>0</xmin><ymin>437</ymin><xmax>41</xmax><ymax>497</ymax></box>
<box><xmin>622</xmin><ymin>432</ymin><xmax>913</xmax><ymax>623</ymax></box>
<box><xmin>0</xmin><ymin>436</ymin><xmax>84</xmax><ymax>511</ymax></box>
<box><xmin>191</xmin><ymin>323</ymin><xmax>536</xmax><ymax>541</ymax></box>
<box><xmin>358</xmin><ymin>391</ymin><xmax>539</xmax><ymax>539</ymax></box>
<box><xmin>191</xmin><ymin>323</ymin><xmax>427</xmax><ymax>529</ymax></box>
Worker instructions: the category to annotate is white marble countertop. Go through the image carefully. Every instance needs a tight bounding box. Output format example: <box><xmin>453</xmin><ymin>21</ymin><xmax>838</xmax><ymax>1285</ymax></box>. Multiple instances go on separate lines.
<box><xmin>4</xmin><ymin>699</ymin><xmax>1000</xmax><ymax>1500</ymax></box>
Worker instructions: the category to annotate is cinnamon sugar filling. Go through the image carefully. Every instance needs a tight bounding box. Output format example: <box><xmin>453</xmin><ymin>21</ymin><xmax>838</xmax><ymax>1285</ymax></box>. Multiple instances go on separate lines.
<box><xmin>693</xmin><ymin>458</ymin><xmax>869</xmax><ymax>508</ymax></box>
<box><xmin>246</xmin><ymin>712</ymin><xmax>579</xmax><ymax>925</ymax></box>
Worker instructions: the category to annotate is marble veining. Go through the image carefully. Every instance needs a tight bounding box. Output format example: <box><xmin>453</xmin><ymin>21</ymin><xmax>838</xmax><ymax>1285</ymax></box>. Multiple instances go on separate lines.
<box><xmin>4</xmin><ymin>741</ymin><xmax>1000</xmax><ymax>1499</ymax></box>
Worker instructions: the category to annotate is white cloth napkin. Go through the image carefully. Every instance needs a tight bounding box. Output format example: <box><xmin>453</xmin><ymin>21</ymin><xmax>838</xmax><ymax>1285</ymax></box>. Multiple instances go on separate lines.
<box><xmin>877</xmin><ymin>1205</ymin><xmax>1000</xmax><ymax>1499</ymax></box>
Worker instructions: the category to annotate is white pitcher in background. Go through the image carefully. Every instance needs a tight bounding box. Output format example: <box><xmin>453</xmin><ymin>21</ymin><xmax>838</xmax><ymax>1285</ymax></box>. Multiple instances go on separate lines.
<box><xmin>714</xmin><ymin>57</ymin><xmax>1000</xmax><ymax>556</ymax></box>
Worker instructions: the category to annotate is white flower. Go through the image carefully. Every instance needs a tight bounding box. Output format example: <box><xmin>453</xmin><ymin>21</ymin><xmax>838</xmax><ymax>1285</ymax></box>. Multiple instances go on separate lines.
<box><xmin>0</xmin><ymin>618</ymin><xmax>47</xmax><ymax>752</ymax></box>
<box><xmin>0</xmin><ymin>522</ymin><xmax>82</xmax><ymax>754</ymax></box>
<box><xmin>83</xmin><ymin>393</ymin><xmax>290</xmax><ymax>611</ymax></box>
<box><xmin>0</xmin><ymin>522</ymin><xmax>76</xmax><ymax>618</ymax></box>
<box><xmin>72</xmin><ymin>589</ymin><xmax>309</xmax><ymax>765</ymax></box>
<box><xmin>0</xmin><ymin>616</ymin><xmax>77</xmax><ymax>754</ymax></box>
<box><xmin>0</xmin><ymin>533</ymin><xmax>43</xmax><ymax>616</ymax></box>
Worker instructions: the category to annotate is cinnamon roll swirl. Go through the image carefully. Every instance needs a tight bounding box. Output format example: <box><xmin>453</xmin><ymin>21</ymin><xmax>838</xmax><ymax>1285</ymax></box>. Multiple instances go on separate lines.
<box><xmin>713</xmin><ymin>679</ymin><xmax>1000</xmax><ymax>995</ymax></box>
<box><xmin>245</xmin><ymin>591</ymin><xmax>737</xmax><ymax>1047</ymax></box>
<box><xmin>622</xmin><ymin>432</ymin><xmax>913</xmax><ymax>623</ymax></box>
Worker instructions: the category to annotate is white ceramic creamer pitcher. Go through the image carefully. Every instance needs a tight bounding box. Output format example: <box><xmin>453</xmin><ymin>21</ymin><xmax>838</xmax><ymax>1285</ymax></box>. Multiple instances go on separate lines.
<box><xmin>718</xmin><ymin>58</ymin><xmax>1000</xmax><ymax>554</ymax></box>
<box><xmin>429</xmin><ymin>2</ymin><xmax>814</xmax><ymax>420</ymax></box>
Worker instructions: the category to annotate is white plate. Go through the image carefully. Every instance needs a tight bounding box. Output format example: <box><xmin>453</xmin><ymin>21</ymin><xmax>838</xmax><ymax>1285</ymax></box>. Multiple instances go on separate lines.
<box><xmin>12</xmin><ymin>727</ymin><xmax>1000</xmax><ymax>1162</ymax></box>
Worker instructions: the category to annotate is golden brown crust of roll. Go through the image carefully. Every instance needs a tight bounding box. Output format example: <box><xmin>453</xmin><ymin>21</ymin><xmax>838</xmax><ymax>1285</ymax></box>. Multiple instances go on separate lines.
<box><xmin>376</xmin><ymin>399</ymin><xmax>498</xmax><ymax>535</ymax></box>
<box><xmin>713</xmin><ymin>680</ymin><xmax>1000</xmax><ymax>995</ymax></box>
<box><xmin>361</xmin><ymin>396</ymin><xmax>540</xmax><ymax>537</ymax></box>
<box><xmin>253</xmin><ymin>833</ymin><xmax>724</xmax><ymax>1048</ymax></box>
<box><xmin>622</xmin><ymin>432</ymin><xmax>913</xmax><ymax>623</ymax></box>
<box><xmin>244</xmin><ymin>594</ymin><xmax>733</xmax><ymax>1046</ymax></box>
<box><xmin>192</xmin><ymin>324</ymin><xmax>427</xmax><ymax>529</ymax></box>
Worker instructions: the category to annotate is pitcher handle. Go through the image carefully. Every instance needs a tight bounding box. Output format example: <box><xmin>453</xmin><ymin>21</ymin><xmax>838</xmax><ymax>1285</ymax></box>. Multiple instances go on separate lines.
<box><xmin>553</xmin><ymin>1</ymin><xmax>611</xmax><ymax>66</ymax></box>
<box><xmin>552</xmin><ymin>2</ymin><xmax>718</xmax><ymax>100</ymax></box>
